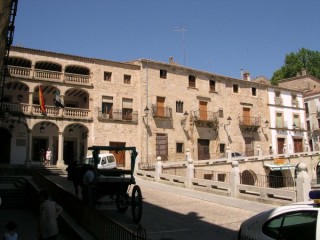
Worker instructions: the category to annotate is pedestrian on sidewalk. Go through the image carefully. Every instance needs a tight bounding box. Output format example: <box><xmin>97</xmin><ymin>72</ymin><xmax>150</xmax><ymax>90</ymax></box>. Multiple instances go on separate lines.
<box><xmin>38</xmin><ymin>190</ymin><xmax>63</xmax><ymax>240</ymax></box>
<box><xmin>3</xmin><ymin>221</ymin><xmax>18</xmax><ymax>240</ymax></box>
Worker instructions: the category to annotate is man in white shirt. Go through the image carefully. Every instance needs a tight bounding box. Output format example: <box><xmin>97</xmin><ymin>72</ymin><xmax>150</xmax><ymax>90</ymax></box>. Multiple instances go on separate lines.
<box><xmin>38</xmin><ymin>190</ymin><xmax>63</xmax><ymax>240</ymax></box>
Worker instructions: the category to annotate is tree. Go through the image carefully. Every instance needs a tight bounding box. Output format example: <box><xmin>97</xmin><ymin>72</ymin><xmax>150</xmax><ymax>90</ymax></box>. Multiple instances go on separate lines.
<box><xmin>271</xmin><ymin>48</ymin><xmax>320</xmax><ymax>85</ymax></box>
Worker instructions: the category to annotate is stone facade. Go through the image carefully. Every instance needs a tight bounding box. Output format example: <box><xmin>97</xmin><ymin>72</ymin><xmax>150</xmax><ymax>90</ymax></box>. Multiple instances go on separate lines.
<box><xmin>2</xmin><ymin>47</ymin><xmax>310</xmax><ymax>169</ymax></box>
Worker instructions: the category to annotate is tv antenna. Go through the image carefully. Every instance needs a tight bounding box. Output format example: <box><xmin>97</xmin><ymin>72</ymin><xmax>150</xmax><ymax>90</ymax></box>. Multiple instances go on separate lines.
<box><xmin>174</xmin><ymin>26</ymin><xmax>188</xmax><ymax>65</ymax></box>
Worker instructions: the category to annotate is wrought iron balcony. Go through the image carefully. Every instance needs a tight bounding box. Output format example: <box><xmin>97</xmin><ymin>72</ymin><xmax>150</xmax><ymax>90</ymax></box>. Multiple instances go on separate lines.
<box><xmin>274</xmin><ymin>97</ymin><xmax>283</xmax><ymax>106</ymax></box>
<box><xmin>239</xmin><ymin>116</ymin><xmax>261</xmax><ymax>131</ymax></box>
<box><xmin>192</xmin><ymin>110</ymin><xmax>219</xmax><ymax>129</ymax></box>
<box><xmin>151</xmin><ymin>105</ymin><xmax>172</xmax><ymax>118</ymax></box>
<box><xmin>98</xmin><ymin>108</ymin><xmax>138</xmax><ymax>123</ymax></box>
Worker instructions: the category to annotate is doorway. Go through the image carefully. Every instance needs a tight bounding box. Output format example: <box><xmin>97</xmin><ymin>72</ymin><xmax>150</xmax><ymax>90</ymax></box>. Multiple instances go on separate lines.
<box><xmin>63</xmin><ymin>141</ymin><xmax>75</xmax><ymax>165</ymax></box>
<box><xmin>110</xmin><ymin>142</ymin><xmax>126</xmax><ymax>167</ymax></box>
<box><xmin>277</xmin><ymin>138</ymin><xmax>285</xmax><ymax>154</ymax></box>
<box><xmin>293</xmin><ymin>138</ymin><xmax>303</xmax><ymax>153</ymax></box>
<box><xmin>32</xmin><ymin>138</ymin><xmax>48</xmax><ymax>162</ymax></box>
<box><xmin>198</xmin><ymin>139</ymin><xmax>210</xmax><ymax>160</ymax></box>
<box><xmin>0</xmin><ymin>128</ymin><xmax>11</xmax><ymax>163</ymax></box>
<box><xmin>156</xmin><ymin>134</ymin><xmax>168</xmax><ymax>161</ymax></box>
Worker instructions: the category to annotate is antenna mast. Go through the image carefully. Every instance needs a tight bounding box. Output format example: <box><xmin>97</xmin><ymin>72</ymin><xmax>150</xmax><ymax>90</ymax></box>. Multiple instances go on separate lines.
<box><xmin>174</xmin><ymin>26</ymin><xmax>188</xmax><ymax>65</ymax></box>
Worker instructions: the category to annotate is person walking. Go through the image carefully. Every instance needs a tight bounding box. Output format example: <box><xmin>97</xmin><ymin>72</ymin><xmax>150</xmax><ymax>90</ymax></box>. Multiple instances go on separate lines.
<box><xmin>38</xmin><ymin>190</ymin><xmax>63</xmax><ymax>240</ymax></box>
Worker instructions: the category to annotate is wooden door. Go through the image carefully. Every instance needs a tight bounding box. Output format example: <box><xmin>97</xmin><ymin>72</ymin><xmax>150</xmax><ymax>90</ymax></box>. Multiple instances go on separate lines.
<box><xmin>157</xmin><ymin>97</ymin><xmax>165</xmax><ymax>117</ymax></box>
<box><xmin>199</xmin><ymin>101</ymin><xmax>207</xmax><ymax>120</ymax></box>
<box><xmin>110</xmin><ymin>142</ymin><xmax>126</xmax><ymax>167</ymax></box>
<box><xmin>277</xmin><ymin>138</ymin><xmax>285</xmax><ymax>154</ymax></box>
<box><xmin>243</xmin><ymin>108</ymin><xmax>251</xmax><ymax>125</ymax></box>
<box><xmin>156</xmin><ymin>134</ymin><xmax>168</xmax><ymax>160</ymax></box>
<box><xmin>244</xmin><ymin>137</ymin><xmax>254</xmax><ymax>156</ymax></box>
<box><xmin>198</xmin><ymin>139</ymin><xmax>210</xmax><ymax>160</ymax></box>
<box><xmin>293</xmin><ymin>138</ymin><xmax>303</xmax><ymax>153</ymax></box>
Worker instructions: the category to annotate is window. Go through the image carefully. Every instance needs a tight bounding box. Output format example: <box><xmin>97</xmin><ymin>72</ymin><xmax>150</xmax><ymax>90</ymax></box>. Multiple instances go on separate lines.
<box><xmin>160</xmin><ymin>69</ymin><xmax>167</xmax><ymax>79</ymax></box>
<box><xmin>293</xmin><ymin>114</ymin><xmax>300</xmax><ymax>128</ymax></box>
<box><xmin>232</xmin><ymin>84</ymin><xmax>239</xmax><ymax>93</ymax></box>
<box><xmin>176</xmin><ymin>142</ymin><xmax>184</xmax><ymax>153</ymax></box>
<box><xmin>262</xmin><ymin>211</ymin><xmax>317</xmax><ymax>240</ymax></box>
<box><xmin>122</xmin><ymin>98</ymin><xmax>133</xmax><ymax>120</ymax></box>
<box><xmin>209</xmin><ymin>80</ymin><xmax>216</xmax><ymax>91</ymax></box>
<box><xmin>276</xmin><ymin>112</ymin><xmax>283</xmax><ymax>128</ymax></box>
<box><xmin>124</xmin><ymin>74</ymin><xmax>131</xmax><ymax>84</ymax></box>
<box><xmin>104</xmin><ymin>71</ymin><xmax>112</xmax><ymax>81</ymax></box>
<box><xmin>102</xmin><ymin>96</ymin><xmax>113</xmax><ymax>118</ymax></box>
<box><xmin>176</xmin><ymin>101</ymin><xmax>184</xmax><ymax>113</ymax></box>
<box><xmin>275</xmin><ymin>91</ymin><xmax>281</xmax><ymax>98</ymax></box>
<box><xmin>219</xmin><ymin>109</ymin><xmax>224</xmax><ymax>118</ymax></box>
<box><xmin>305</xmin><ymin>103</ymin><xmax>309</xmax><ymax>115</ymax></box>
<box><xmin>251</xmin><ymin>87</ymin><xmax>257</xmax><ymax>96</ymax></box>
<box><xmin>219</xmin><ymin>144</ymin><xmax>225</xmax><ymax>154</ymax></box>
<box><xmin>307</xmin><ymin>121</ymin><xmax>310</xmax><ymax>131</ymax></box>
<box><xmin>188</xmin><ymin>75</ymin><xmax>196</xmax><ymax>88</ymax></box>
<box><xmin>318</xmin><ymin>118</ymin><xmax>320</xmax><ymax>129</ymax></box>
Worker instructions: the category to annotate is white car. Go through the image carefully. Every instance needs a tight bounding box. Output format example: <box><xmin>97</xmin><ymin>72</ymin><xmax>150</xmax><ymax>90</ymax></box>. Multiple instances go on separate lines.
<box><xmin>238</xmin><ymin>190</ymin><xmax>320</xmax><ymax>240</ymax></box>
<box><xmin>84</xmin><ymin>153</ymin><xmax>117</xmax><ymax>169</ymax></box>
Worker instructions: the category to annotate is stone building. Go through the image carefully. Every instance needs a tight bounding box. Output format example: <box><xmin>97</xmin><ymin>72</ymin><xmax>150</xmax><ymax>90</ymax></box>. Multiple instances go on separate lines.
<box><xmin>3</xmin><ymin>46</ymin><xmax>141</xmax><ymax>168</ymax></box>
<box><xmin>2</xmin><ymin>46</ymin><xmax>312</xmax><ymax>168</ymax></box>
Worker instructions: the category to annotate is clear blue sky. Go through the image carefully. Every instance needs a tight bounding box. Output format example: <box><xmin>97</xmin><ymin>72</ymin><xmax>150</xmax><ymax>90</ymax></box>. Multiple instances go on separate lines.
<box><xmin>14</xmin><ymin>0</ymin><xmax>320</xmax><ymax>79</ymax></box>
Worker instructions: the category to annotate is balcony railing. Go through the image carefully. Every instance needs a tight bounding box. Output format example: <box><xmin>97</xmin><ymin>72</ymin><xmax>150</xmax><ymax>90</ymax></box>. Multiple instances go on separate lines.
<box><xmin>192</xmin><ymin>110</ymin><xmax>218</xmax><ymax>122</ymax></box>
<box><xmin>65</xmin><ymin>73</ymin><xmax>90</xmax><ymax>85</ymax></box>
<box><xmin>34</xmin><ymin>69</ymin><xmax>63</xmax><ymax>81</ymax></box>
<box><xmin>8</xmin><ymin>66</ymin><xmax>91</xmax><ymax>86</ymax></box>
<box><xmin>292</xmin><ymin>100</ymin><xmax>299</xmax><ymax>108</ymax></box>
<box><xmin>274</xmin><ymin>121</ymin><xmax>288</xmax><ymax>129</ymax></box>
<box><xmin>97</xmin><ymin>109</ymin><xmax>138</xmax><ymax>123</ymax></box>
<box><xmin>2</xmin><ymin>102</ymin><xmax>92</xmax><ymax>120</ymax></box>
<box><xmin>274</xmin><ymin>97</ymin><xmax>283</xmax><ymax>106</ymax></box>
<box><xmin>151</xmin><ymin>105</ymin><xmax>172</xmax><ymax>118</ymax></box>
<box><xmin>239</xmin><ymin>116</ymin><xmax>261</xmax><ymax>127</ymax></box>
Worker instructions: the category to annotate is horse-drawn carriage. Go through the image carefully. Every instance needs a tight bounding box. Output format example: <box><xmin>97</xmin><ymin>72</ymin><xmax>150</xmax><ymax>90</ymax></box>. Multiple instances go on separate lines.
<box><xmin>67</xmin><ymin>145</ymin><xmax>143</xmax><ymax>223</ymax></box>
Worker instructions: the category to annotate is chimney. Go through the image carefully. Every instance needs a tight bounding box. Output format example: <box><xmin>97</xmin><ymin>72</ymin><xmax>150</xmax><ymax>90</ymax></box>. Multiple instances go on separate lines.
<box><xmin>296</xmin><ymin>72</ymin><xmax>301</xmax><ymax>77</ymax></box>
<box><xmin>301</xmin><ymin>68</ymin><xmax>307</xmax><ymax>76</ymax></box>
<box><xmin>243</xmin><ymin>71</ymin><xmax>251</xmax><ymax>81</ymax></box>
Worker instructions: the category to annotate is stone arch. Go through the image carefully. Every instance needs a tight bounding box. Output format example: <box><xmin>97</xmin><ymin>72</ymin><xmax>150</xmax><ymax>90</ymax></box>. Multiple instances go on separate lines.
<box><xmin>0</xmin><ymin>127</ymin><xmax>12</xmax><ymax>163</ymax></box>
<box><xmin>63</xmin><ymin>123</ymin><xmax>89</xmax><ymax>164</ymax></box>
<box><xmin>64</xmin><ymin>88</ymin><xmax>89</xmax><ymax>109</ymax></box>
<box><xmin>3</xmin><ymin>81</ymin><xmax>29</xmax><ymax>105</ymax></box>
<box><xmin>65</xmin><ymin>64</ymin><xmax>90</xmax><ymax>75</ymax></box>
<box><xmin>35</xmin><ymin>61</ymin><xmax>62</xmax><ymax>72</ymax></box>
<box><xmin>33</xmin><ymin>85</ymin><xmax>61</xmax><ymax>109</ymax></box>
<box><xmin>268</xmin><ymin>171</ymin><xmax>284</xmax><ymax>188</ymax></box>
<box><xmin>241</xmin><ymin>170</ymin><xmax>257</xmax><ymax>185</ymax></box>
<box><xmin>8</xmin><ymin>56</ymin><xmax>32</xmax><ymax>68</ymax></box>
<box><xmin>32</xmin><ymin>121</ymin><xmax>59</xmax><ymax>163</ymax></box>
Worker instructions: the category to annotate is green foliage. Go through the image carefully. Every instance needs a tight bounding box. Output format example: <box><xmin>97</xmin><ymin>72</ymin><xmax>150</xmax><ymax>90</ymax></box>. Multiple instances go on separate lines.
<box><xmin>271</xmin><ymin>48</ymin><xmax>320</xmax><ymax>85</ymax></box>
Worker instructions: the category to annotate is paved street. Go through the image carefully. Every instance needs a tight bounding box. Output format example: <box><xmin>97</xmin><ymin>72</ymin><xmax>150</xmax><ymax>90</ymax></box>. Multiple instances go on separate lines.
<box><xmin>95</xmin><ymin>177</ymin><xmax>276</xmax><ymax>240</ymax></box>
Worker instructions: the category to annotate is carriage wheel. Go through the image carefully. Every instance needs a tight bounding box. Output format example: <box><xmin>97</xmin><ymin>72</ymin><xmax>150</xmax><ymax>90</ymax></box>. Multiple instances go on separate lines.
<box><xmin>116</xmin><ymin>193</ymin><xmax>129</xmax><ymax>213</ymax></box>
<box><xmin>131</xmin><ymin>185</ymin><xmax>143</xmax><ymax>223</ymax></box>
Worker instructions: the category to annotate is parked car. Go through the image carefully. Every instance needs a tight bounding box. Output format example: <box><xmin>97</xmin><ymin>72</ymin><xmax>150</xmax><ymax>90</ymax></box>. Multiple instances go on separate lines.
<box><xmin>84</xmin><ymin>153</ymin><xmax>117</xmax><ymax>169</ymax></box>
<box><xmin>231</xmin><ymin>152</ymin><xmax>242</xmax><ymax>157</ymax></box>
<box><xmin>238</xmin><ymin>190</ymin><xmax>320</xmax><ymax>240</ymax></box>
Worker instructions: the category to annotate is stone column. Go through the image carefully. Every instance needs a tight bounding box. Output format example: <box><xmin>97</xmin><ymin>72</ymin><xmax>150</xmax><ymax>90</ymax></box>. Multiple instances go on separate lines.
<box><xmin>296</xmin><ymin>162</ymin><xmax>311</xmax><ymax>202</ymax></box>
<box><xmin>226</xmin><ymin>146</ymin><xmax>232</xmax><ymax>162</ymax></box>
<box><xmin>185</xmin><ymin>148</ymin><xmax>194</xmax><ymax>189</ymax></box>
<box><xmin>155</xmin><ymin>156</ymin><xmax>162</xmax><ymax>182</ymax></box>
<box><xmin>26</xmin><ymin>129</ymin><xmax>33</xmax><ymax>165</ymax></box>
<box><xmin>257</xmin><ymin>145</ymin><xmax>262</xmax><ymax>160</ymax></box>
<box><xmin>28</xmin><ymin>92</ymin><xmax>33</xmax><ymax>114</ymax></box>
<box><xmin>230</xmin><ymin>161</ymin><xmax>240</xmax><ymax>197</ymax></box>
<box><xmin>56</xmin><ymin>131</ymin><xmax>66</xmax><ymax>169</ymax></box>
